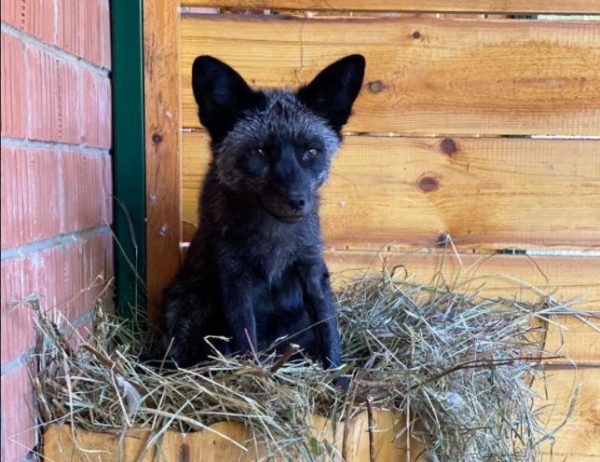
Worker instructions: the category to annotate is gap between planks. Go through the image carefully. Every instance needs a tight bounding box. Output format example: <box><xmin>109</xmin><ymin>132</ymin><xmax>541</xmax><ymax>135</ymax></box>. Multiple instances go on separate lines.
<box><xmin>180</xmin><ymin>0</ymin><xmax>600</xmax><ymax>15</ymax></box>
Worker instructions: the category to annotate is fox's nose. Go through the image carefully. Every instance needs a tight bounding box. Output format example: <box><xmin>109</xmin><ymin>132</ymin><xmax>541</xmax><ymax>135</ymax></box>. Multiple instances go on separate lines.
<box><xmin>287</xmin><ymin>194</ymin><xmax>306</xmax><ymax>212</ymax></box>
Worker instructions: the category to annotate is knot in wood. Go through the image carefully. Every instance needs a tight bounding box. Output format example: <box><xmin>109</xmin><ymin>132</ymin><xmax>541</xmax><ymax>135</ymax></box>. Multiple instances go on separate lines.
<box><xmin>368</xmin><ymin>80</ymin><xmax>385</xmax><ymax>93</ymax></box>
<box><xmin>440</xmin><ymin>137</ymin><xmax>457</xmax><ymax>155</ymax></box>
<box><xmin>418</xmin><ymin>175</ymin><xmax>440</xmax><ymax>192</ymax></box>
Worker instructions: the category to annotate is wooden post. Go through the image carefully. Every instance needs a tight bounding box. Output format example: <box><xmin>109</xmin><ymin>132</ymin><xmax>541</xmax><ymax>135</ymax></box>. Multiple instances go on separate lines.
<box><xmin>143</xmin><ymin>0</ymin><xmax>182</xmax><ymax>325</ymax></box>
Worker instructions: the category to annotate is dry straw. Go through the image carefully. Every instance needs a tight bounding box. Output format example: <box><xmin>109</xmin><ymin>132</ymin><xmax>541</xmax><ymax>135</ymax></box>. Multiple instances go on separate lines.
<box><xmin>30</xmin><ymin>265</ymin><xmax>586</xmax><ymax>461</ymax></box>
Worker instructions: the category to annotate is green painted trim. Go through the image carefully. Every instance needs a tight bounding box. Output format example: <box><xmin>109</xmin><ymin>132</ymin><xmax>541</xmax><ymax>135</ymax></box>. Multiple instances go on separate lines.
<box><xmin>111</xmin><ymin>0</ymin><xmax>146</xmax><ymax>319</ymax></box>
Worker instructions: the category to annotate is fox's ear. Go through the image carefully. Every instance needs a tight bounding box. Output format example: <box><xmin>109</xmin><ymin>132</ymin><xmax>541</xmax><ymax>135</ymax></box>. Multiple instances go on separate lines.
<box><xmin>297</xmin><ymin>54</ymin><xmax>365</xmax><ymax>133</ymax></box>
<box><xmin>192</xmin><ymin>56</ymin><xmax>263</xmax><ymax>140</ymax></box>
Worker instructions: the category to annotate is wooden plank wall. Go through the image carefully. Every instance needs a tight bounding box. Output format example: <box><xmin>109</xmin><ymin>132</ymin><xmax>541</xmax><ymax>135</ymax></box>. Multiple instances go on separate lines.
<box><xmin>141</xmin><ymin>1</ymin><xmax>600</xmax><ymax>459</ymax></box>
<box><xmin>183</xmin><ymin>133</ymin><xmax>600</xmax><ymax>250</ymax></box>
<box><xmin>180</xmin><ymin>17</ymin><xmax>600</xmax><ymax>136</ymax></box>
<box><xmin>184</xmin><ymin>0</ymin><xmax>600</xmax><ymax>15</ymax></box>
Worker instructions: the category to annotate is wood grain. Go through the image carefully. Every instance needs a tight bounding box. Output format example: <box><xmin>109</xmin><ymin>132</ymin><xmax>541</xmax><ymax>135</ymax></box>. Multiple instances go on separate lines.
<box><xmin>144</xmin><ymin>0</ymin><xmax>182</xmax><ymax>324</ymax></box>
<box><xmin>42</xmin><ymin>368</ymin><xmax>600</xmax><ymax>461</ymax></box>
<box><xmin>182</xmin><ymin>133</ymin><xmax>600</xmax><ymax>251</ymax></box>
<box><xmin>534</xmin><ymin>368</ymin><xmax>600</xmax><ymax>460</ymax></box>
<box><xmin>366</xmin><ymin>411</ymin><xmax>428</xmax><ymax>461</ymax></box>
<box><xmin>180</xmin><ymin>16</ymin><xmax>600</xmax><ymax>136</ymax></box>
<box><xmin>43</xmin><ymin>426</ymin><xmax>154</xmax><ymax>461</ymax></box>
<box><xmin>325</xmin><ymin>250</ymin><xmax>600</xmax><ymax>307</ymax></box>
<box><xmin>543</xmin><ymin>315</ymin><xmax>600</xmax><ymax>365</ymax></box>
<box><xmin>183</xmin><ymin>0</ymin><xmax>600</xmax><ymax>15</ymax></box>
<box><xmin>42</xmin><ymin>412</ymin><xmax>410</xmax><ymax>461</ymax></box>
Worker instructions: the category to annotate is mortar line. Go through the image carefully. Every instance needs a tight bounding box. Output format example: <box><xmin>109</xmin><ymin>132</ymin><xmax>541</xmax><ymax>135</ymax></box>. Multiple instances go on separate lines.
<box><xmin>0</xmin><ymin>310</ymin><xmax>99</xmax><ymax>377</ymax></box>
<box><xmin>1</xmin><ymin>226</ymin><xmax>112</xmax><ymax>261</ymax></box>
<box><xmin>0</xmin><ymin>138</ymin><xmax>110</xmax><ymax>157</ymax></box>
<box><xmin>0</xmin><ymin>354</ymin><xmax>29</xmax><ymax>376</ymax></box>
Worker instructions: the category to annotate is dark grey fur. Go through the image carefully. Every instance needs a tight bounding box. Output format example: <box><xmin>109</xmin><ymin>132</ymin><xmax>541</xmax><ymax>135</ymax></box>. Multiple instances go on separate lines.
<box><xmin>159</xmin><ymin>54</ymin><xmax>365</xmax><ymax>371</ymax></box>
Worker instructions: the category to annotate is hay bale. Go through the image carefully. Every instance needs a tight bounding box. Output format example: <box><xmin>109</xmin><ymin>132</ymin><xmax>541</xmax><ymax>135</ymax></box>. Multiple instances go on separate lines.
<box><xmin>31</xmin><ymin>269</ymin><xmax>578</xmax><ymax>461</ymax></box>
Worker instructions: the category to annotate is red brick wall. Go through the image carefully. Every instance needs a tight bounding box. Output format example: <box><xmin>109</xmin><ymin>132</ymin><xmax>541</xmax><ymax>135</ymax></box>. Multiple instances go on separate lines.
<box><xmin>1</xmin><ymin>1</ymin><xmax>112</xmax><ymax>460</ymax></box>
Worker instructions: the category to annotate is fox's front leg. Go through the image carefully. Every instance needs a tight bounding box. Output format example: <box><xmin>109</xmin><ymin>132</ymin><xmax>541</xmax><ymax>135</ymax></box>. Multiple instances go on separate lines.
<box><xmin>218</xmin><ymin>269</ymin><xmax>258</xmax><ymax>353</ymax></box>
<box><xmin>299</xmin><ymin>260</ymin><xmax>342</xmax><ymax>370</ymax></box>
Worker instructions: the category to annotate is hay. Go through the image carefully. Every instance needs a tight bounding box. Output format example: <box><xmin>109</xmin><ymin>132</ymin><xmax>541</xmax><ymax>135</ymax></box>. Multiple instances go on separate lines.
<box><xmin>336</xmin><ymin>271</ymin><xmax>568</xmax><ymax>461</ymax></box>
<box><xmin>31</xmin><ymin>268</ymin><xmax>581</xmax><ymax>461</ymax></box>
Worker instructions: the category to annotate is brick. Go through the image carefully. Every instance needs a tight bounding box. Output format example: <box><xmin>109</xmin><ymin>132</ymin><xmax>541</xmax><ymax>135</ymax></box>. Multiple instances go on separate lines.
<box><xmin>104</xmin><ymin>152</ymin><xmax>114</xmax><ymax>225</ymax></box>
<box><xmin>1</xmin><ymin>230</ymin><xmax>113</xmax><ymax>362</ymax></box>
<box><xmin>56</xmin><ymin>0</ymin><xmax>83</xmax><ymax>59</ymax></box>
<box><xmin>99</xmin><ymin>0</ymin><xmax>111</xmax><ymax>69</ymax></box>
<box><xmin>57</xmin><ymin>0</ymin><xmax>109</xmax><ymax>67</ymax></box>
<box><xmin>1</xmin><ymin>147</ymin><xmax>61</xmax><ymax>250</ymax></box>
<box><xmin>37</xmin><ymin>240</ymin><xmax>83</xmax><ymax>319</ymax></box>
<box><xmin>60</xmin><ymin>153</ymin><xmax>111</xmax><ymax>233</ymax></box>
<box><xmin>25</xmin><ymin>47</ymin><xmax>80</xmax><ymax>144</ymax></box>
<box><xmin>81</xmin><ymin>72</ymin><xmax>112</xmax><ymax>148</ymax></box>
<box><xmin>80</xmin><ymin>234</ymin><xmax>102</xmax><ymax>310</ymax></box>
<box><xmin>1</xmin><ymin>33</ymin><xmax>26</xmax><ymax>138</ymax></box>
<box><xmin>0</xmin><ymin>256</ymin><xmax>39</xmax><ymax>363</ymax></box>
<box><xmin>38</xmin><ymin>232</ymin><xmax>113</xmax><ymax>319</ymax></box>
<box><xmin>1</xmin><ymin>0</ymin><xmax>55</xmax><ymax>44</ymax></box>
<box><xmin>0</xmin><ymin>366</ymin><xmax>38</xmax><ymax>462</ymax></box>
<box><xmin>81</xmin><ymin>232</ymin><xmax>113</xmax><ymax>310</ymax></box>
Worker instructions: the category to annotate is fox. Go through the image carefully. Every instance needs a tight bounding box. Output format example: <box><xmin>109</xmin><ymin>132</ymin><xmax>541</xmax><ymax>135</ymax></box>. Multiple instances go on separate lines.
<box><xmin>159</xmin><ymin>54</ymin><xmax>365</xmax><ymax>373</ymax></box>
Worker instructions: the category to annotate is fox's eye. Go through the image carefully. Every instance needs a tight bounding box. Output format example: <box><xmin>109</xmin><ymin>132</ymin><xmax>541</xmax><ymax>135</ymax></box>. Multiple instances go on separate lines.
<box><xmin>303</xmin><ymin>148</ymin><xmax>319</xmax><ymax>161</ymax></box>
<box><xmin>249</xmin><ymin>148</ymin><xmax>266</xmax><ymax>158</ymax></box>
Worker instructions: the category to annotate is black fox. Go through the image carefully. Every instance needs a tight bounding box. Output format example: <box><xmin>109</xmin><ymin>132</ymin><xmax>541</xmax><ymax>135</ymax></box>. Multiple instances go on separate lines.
<box><xmin>160</xmin><ymin>54</ymin><xmax>365</xmax><ymax>372</ymax></box>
